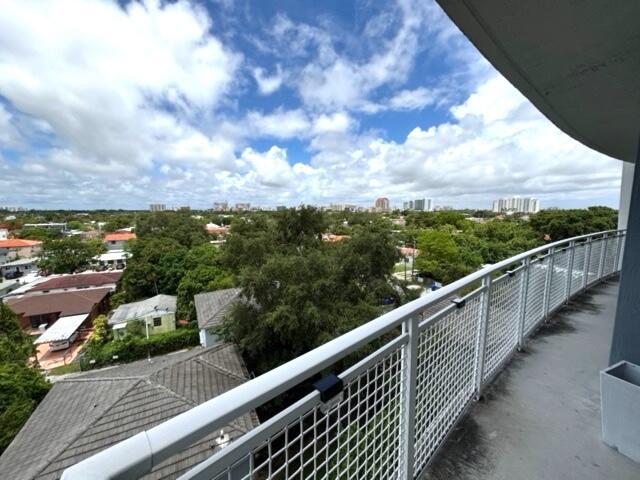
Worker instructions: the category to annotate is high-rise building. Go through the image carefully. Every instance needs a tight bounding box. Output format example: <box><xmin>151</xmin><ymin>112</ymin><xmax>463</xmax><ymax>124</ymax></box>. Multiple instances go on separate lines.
<box><xmin>492</xmin><ymin>196</ymin><xmax>540</xmax><ymax>214</ymax></box>
<box><xmin>213</xmin><ymin>202</ymin><xmax>228</xmax><ymax>211</ymax></box>
<box><xmin>235</xmin><ymin>202</ymin><xmax>251</xmax><ymax>211</ymax></box>
<box><xmin>329</xmin><ymin>203</ymin><xmax>357</xmax><ymax>211</ymax></box>
<box><xmin>374</xmin><ymin>197</ymin><xmax>390</xmax><ymax>212</ymax></box>
<box><xmin>403</xmin><ymin>198</ymin><xmax>433</xmax><ymax>212</ymax></box>
<box><xmin>149</xmin><ymin>203</ymin><xmax>166</xmax><ymax>212</ymax></box>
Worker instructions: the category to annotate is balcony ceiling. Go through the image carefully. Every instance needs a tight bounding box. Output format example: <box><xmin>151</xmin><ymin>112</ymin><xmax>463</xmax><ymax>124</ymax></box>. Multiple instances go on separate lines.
<box><xmin>436</xmin><ymin>0</ymin><xmax>640</xmax><ymax>163</ymax></box>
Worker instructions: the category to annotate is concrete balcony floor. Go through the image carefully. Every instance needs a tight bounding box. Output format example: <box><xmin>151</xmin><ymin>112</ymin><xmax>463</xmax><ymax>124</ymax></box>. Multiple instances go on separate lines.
<box><xmin>426</xmin><ymin>278</ymin><xmax>640</xmax><ymax>480</ymax></box>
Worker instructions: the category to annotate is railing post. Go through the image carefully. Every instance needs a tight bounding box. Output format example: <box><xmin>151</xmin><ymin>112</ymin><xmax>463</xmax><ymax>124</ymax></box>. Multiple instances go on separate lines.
<box><xmin>517</xmin><ymin>257</ymin><xmax>530</xmax><ymax>350</ymax></box>
<box><xmin>474</xmin><ymin>275</ymin><xmax>492</xmax><ymax>397</ymax></box>
<box><xmin>542</xmin><ymin>246</ymin><xmax>555</xmax><ymax>319</ymax></box>
<box><xmin>598</xmin><ymin>233</ymin><xmax>608</xmax><ymax>280</ymax></box>
<box><xmin>401</xmin><ymin>316</ymin><xmax>418</xmax><ymax>480</ymax></box>
<box><xmin>565</xmin><ymin>241</ymin><xmax>576</xmax><ymax>303</ymax></box>
<box><xmin>583</xmin><ymin>237</ymin><xmax>593</xmax><ymax>290</ymax></box>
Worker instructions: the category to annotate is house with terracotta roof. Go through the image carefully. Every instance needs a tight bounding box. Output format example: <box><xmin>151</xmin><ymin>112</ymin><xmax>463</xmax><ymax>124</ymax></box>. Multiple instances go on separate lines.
<box><xmin>205</xmin><ymin>223</ymin><xmax>229</xmax><ymax>236</ymax></box>
<box><xmin>104</xmin><ymin>232</ymin><xmax>136</xmax><ymax>251</ymax></box>
<box><xmin>0</xmin><ymin>238</ymin><xmax>42</xmax><ymax>265</ymax></box>
<box><xmin>5</xmin><ymin>288</ymin><xmax>111</xmax><ymax>335</ymax></box>
<box><xmin>23</xmin><ymin>272</ymin><xmax>122</xmax><ymax>296</ymax></box>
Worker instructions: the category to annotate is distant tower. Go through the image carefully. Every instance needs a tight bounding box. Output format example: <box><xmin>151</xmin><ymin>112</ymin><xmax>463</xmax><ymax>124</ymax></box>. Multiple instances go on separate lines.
<box><xmin>374</xmin><ymin>197</ymin><xmax>390</xmax><ymax>212</ymax></box>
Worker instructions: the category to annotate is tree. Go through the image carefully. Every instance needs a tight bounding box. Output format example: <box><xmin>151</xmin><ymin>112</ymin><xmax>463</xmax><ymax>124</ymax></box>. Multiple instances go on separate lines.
<box><xmin>415</xmin><ymin>229</ymin><xmax>483</xmax><ymax>284</ymax></box>
<box><xmin>220</xmin><ymin>215</ymin><xmax>400</xmax><ymax>375</ymax></box>
<box><xmin>136</xmin><ymin>211</ymin><xmax>207</xmax><ymax>248</ymax></box>
<box><xmin>117</xmin><ymin>238</ymin><xmax>189</xmax><ymax>301</ymax></box>
<box><xmin>529</xmin><ymin>207</ymin><xmax>617</xmax><ymax>241</ymax></box>
<box><xmin>39</xmin><ymin>237</ymin><xmax>106</xmax><ymax>274</ymax></box>
<box><xmin>0</xmin><ymin>304</ymin><xmax>50</xmax><ymax>453</ymax></box>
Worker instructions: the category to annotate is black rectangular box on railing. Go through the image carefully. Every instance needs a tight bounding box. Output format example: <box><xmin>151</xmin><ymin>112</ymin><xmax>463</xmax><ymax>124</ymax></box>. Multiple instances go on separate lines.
<box><xmin>313</xmin><ymin>373</ymin><xmax>344</xmax><ymax>402</ymax></box>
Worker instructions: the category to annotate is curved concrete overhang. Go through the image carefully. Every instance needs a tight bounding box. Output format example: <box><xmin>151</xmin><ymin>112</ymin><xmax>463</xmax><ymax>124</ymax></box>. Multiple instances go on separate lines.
<box><xmin>436</xmin><ymin>0</ymin><xmax>640</xmax><ymax>162</ymax></box>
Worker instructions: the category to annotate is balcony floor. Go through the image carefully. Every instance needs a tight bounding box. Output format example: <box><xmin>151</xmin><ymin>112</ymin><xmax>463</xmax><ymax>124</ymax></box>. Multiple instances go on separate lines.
<box><xmin>425</xmin><ymin>278</ymin><xmax>640</xmax><ymax>480</ymax></box>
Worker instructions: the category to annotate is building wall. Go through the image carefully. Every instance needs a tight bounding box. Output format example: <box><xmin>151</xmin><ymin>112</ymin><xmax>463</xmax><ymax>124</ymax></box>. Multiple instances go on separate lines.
<box><xmin>199</xmin><ymin>328</ymin><xmax>220</xmax><ymax>347</ymax></box>
<box><xmin>112</xmin><ymin>312</ymin><xmax>176</xmax><ymax>340</ymax></box>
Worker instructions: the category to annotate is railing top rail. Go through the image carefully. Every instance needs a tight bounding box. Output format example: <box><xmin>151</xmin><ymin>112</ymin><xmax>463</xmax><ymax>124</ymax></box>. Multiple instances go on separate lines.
<box><xmin>61</xmin><ymin>228</ymin><xmax>624</xmax><ymax>480</ymax></box>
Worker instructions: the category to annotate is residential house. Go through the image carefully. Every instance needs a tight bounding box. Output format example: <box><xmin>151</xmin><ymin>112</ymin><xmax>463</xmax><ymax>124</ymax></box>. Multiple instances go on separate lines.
<box><xmin>5</xmin><ymin>287</ymin><xmax>111</xmax><ymax>335</ymax></box>
<box><xmin>0</xmin><ymin>344</ymin><xmax>259</xmax><ymax>480</ymax></box>
<box><xmin>22</xmin><ymin>272</ymin><xmax>122</xmax><ymax>295</ymax></box>
<box><xmin>0</xmin><ymin>239</ymin><xmax>42</xmax><ymax>265</ymax></box>
<box><xmin>103</xmin><ymin>232</ymin><xmax>136</xmax><ymax>251</ymax></box>
<box><xmin>0</xmin><ymin>257</ymin><xmax>39</xmax><ymax>279</ymax></box>
<box><xmin>194</xmin><ymin>288</ymin><xmax>242</xmax><ymax>347</ymax></box>
<box><xmin>205</xmin><ymin>223</ymin><xmax>229</xmax><ymax>236</ymax></box>
<box><xmin>109</xmin><ymin>294</ymin><xmax>176</xmax><ymax>339</ymax></box>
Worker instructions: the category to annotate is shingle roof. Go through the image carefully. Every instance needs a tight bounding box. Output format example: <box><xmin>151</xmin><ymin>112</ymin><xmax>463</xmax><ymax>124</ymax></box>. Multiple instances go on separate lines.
<box><xmin>28</xmin><ymin>272</ymin><xmax>122</xmax><ymax>292</ymax></box>
<box><xmin>0</xmin><ymin>239</ymin><xmax>42</xmax><ymax>248</ymax></box>
<box><xmin>0</xmin><ymin>343</ymin><xmax>259</xmax><ymax>480</ymax></box>
<box><xmin>5</xmin><ymin>288</ymin><xmax>111</xmax><ymax>318</ymax></box>
<box><xmin>194</xmin><ymin>288</ymin><xmax>242</xmax><ymax>330</ymax></box>
<box><xmin>109</xmin><ymin>294</ymin><xmax>176</xmax><ymax>325</ymax></box>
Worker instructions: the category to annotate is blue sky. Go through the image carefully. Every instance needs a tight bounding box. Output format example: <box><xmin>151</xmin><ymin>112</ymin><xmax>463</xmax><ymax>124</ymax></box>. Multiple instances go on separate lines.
<box><xmin>0</xmin><ymin>0</ymin><xmax>622</xmax><ymax>210</ymax></box>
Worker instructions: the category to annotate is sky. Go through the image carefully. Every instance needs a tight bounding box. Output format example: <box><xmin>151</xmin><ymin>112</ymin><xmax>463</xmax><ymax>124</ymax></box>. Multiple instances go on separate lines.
<box><xmin>0</xmin><ymin>0</ymin><xmax>623</xmax><ymax>210</ymax></box>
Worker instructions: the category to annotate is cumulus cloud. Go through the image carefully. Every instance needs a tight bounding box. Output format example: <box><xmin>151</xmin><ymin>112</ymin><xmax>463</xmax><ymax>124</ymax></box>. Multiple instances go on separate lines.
<box><xmin>0</xmin><ymin>0</ymin><xmax>240</xmax><ymax>176</ymax></box>
<box><xmin>252</xmin><ymin>65</ymin><xmax>285</xmax><ymax>95</ymax></box>
<box><xmin>0</xmin><ymin>0</ymin><xmax>622</xmax><ymax>209</ymax></box>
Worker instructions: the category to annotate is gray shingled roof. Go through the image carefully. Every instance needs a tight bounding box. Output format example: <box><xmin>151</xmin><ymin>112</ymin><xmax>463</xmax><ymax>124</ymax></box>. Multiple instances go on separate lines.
<box><xmin>194</xmin><ymin>288</ymin><xmax>242</xmax><ymax>330</ymax></box>
<box><xmin>109</xmin><ymin>294</ymin><xmax>176</xmax><ymax>325</ymax></box>
<box><xmin>0</xmin><ymin>343</ymin><xmax>259</xmax><ymax>480</ymax></box>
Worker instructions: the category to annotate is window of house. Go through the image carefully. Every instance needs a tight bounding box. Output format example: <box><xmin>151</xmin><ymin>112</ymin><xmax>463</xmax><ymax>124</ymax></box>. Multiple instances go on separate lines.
<box><xmin>153</xmin><ymin>317</ymin><xmax>162</xmax><ymax>327</ymax></box>
<box><xmin>30</xmin><ymin>314</ymin><xmax>48</xmax><ymax>328</ymax></box>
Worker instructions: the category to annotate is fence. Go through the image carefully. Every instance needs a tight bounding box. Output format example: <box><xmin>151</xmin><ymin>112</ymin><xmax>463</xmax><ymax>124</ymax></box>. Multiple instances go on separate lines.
<box><xmin>62</xmin><ymin>230</ymin><xmax>625</xmax><ymax>480</ymax></box>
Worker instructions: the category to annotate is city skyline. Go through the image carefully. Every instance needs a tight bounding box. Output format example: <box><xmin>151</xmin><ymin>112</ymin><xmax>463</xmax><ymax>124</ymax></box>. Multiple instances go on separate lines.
<box><xmin>0</xmin><ymin>0</ymin><xmax>622</xmax><ymax>210</ymax></box>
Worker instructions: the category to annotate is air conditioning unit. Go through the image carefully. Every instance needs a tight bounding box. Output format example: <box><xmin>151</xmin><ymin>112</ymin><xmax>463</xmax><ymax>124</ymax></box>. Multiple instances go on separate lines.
<box><xmin>39</xmin><ymin>324</ymin><xmax>48</xmax><ymax>332</ymax></box>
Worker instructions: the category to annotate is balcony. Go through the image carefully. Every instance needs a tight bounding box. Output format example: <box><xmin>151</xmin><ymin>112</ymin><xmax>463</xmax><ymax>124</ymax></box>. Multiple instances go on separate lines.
<box><xmin>426</xmin><ymin>278</ymin><xmax>640</xmax><ymax>480</ymax></box>
<box><xmin>62</xmin><ymin>230</ymin><xmax>628</xmax><ymax>480</ymax></box>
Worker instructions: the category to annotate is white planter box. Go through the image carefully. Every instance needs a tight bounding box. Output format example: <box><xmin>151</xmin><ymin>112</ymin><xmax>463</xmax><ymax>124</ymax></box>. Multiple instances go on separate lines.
<box><xmin>601</xmin><ymin>360</ymin><xmax>640</xmax><ymax>463</ymax></box>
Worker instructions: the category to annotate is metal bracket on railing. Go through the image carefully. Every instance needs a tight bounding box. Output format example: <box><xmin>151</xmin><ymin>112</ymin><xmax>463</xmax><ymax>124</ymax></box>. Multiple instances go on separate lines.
<box><xmin>313</xmin><ymin>374</ymin><xmax>344</xmax><ymax>414</ymax></box>
<box><xmin>507</xmin><ymin>269</ymin><xmax>516</xmax><ymax>277</ymax></box>
<box><xmin>451</xmin><ymin>297</ymin><xmax>466</xmax><ymax>309</ymax></box>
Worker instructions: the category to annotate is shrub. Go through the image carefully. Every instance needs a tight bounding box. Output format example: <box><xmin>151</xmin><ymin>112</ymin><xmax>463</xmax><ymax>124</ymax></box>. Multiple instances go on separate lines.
<box><xmin>79</xmin><ymin>327</ymin><xmax>199</xmax><ymax>370</ymax></box>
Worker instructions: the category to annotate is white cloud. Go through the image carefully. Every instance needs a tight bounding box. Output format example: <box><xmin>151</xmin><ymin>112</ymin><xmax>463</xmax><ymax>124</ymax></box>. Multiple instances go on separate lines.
<box><xmin>245</xmin><ymin>109</ymin><xmax>310</xmax><ymax>139</ymax></box>
<box><xmin>252</xmin><ymin>65</ymin><xmax>284</xmax><ymax>95</ymax></box>
<box><xmin>0</xmin><ymin>1</ymin><xmax>622</xmax><ymax>210</ymax></box>
<box><xmin>312</xmin><ymin>112</ymin><xmax>353</xmax><ymax>135</ymax></box>
<box><xmin>0</xmin><ymin>0</ymin><xmax>241</xmax><ymax>175</ymax></box>
<box><xmin>388</xmin><ymin>87</ymin><xmax>438</xmax><ymax>110</ymax></box>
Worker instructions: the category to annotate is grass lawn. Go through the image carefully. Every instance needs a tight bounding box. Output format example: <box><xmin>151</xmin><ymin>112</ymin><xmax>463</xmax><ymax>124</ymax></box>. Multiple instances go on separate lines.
<box><xmin>47</xmin><ymin>362</ymin><xmax>81</xmax><ymax>376</ymax></box>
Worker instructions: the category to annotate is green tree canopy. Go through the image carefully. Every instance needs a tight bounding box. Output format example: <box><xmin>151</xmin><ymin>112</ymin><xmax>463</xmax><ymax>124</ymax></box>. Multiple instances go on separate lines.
<box><xmin>136</xmin><ymin>211</ymin><xmax>207</xmax><ymax>248</ymax></box>
<box><xmin>38</xmin><ymin>237</ymin><xmax>106</xmax><ymax>274</ymax></box>
<box><xmin>529</xmin><ymin>207</ymin><xmax>617</xmax><ymax>241</ymax></box>
<box><xmin>220</xmin><ymin>210</ymin><xmax>400</xmax><ymax>375</ymax></box>
<box><xmin>0</xmin><ymin>304</ymin><xmax>50</xmax><ymax>453</ymax></box>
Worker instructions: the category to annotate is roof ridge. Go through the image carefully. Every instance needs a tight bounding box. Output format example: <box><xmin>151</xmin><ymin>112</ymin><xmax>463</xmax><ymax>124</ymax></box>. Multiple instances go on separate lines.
<box><xmin>147</xmin><ymin>378</ymin><xmax>198</xmax><ymax>408</ymax></box>
<box><xmin>30</xmin><ymin>378</ymin><xmax>144</xmax><ymax>480</ymax></box>
<box><xmin>61</xmin><ymin>375</ymin><xmax>146</xmax><ymax>383</ymax></box>
<box><xmin>196</xmin><ymin>356</ymin><xmax>248</xmax><ymax>382</ymax></box>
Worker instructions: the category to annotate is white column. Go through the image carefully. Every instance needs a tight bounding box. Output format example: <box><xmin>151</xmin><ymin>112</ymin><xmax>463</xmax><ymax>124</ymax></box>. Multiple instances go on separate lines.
<box><xmin>618</xmin><ymin>162</ymin><xmax>634</xmax><ymax>230</ymax></box>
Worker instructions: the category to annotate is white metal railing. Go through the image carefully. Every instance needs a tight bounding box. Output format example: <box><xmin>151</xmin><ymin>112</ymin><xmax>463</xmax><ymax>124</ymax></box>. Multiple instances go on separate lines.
<box><xmin>61</xmin><ymin>229</ymin><xmax>626</xmax><ymax>480</ymax></box>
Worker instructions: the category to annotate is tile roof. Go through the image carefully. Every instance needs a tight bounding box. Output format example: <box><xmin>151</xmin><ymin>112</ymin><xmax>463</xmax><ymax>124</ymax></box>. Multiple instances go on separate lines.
<box><xmin>109</xmin><ymin>294</ymin><xmax>176</xmax><ymax>325</ymax></box>
<box><xmin>104</xmin><ymin>233</ymin><xmax>136</xmax><ymax>242</ymax></box>
<box><xmin>28</xmin><ymin>272</ymin><xmax>122</xmax><ymax>292</ymax></box>
<box><xmin>0</xmin><ymin>239</ymin><xmax>42</xmax><ymax>248</ymax></box>
<box><xmin>0</xmin><ymin>343</ymin><xmax>259</xmax><ymax>480</ymax></box>
<box><xmin>194</xmin><ymin>288</ymin><xmax>242</xmax><ymax>330</ymax></box>
<box><xmin>5</xmin><ymin>288</ymin><xmax>111</xmax><ymax>318</ymax></box>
